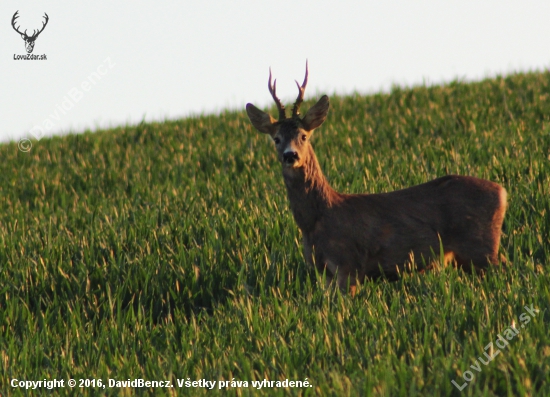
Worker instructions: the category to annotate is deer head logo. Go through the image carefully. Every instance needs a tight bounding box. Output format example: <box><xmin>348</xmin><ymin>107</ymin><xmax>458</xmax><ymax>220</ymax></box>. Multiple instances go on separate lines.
<box><xmin>11</xmin><ymin>11</ymin><xmax>49</xmax><ymax>54</ymax></box>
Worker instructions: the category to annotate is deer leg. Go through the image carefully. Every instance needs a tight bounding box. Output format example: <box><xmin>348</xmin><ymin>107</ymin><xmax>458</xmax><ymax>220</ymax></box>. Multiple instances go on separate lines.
<box><xmin>452</xmin><ymin>231</ymin><xmax>502</xmax><ymax>274</ymax></box>
<box><xmin>324</xmin><ymin>274</ymin><xmax>334</xmax><ymax>288</ymax></box>
<box><xmin>454</xmin><ymin>249</ymin><xmax>498</xmax><ymax>274</ymax></box>
<box><xmin>336</xmin><ymin>273</ymin><xmax>357</xmax><ymax>296</ymax></box>
<box><xmin>302</xmin><ymin>236</ymin><xmax>314</xmax><ymax>268</ymax></box>
<box><xmin>328</xmin><ymin>261</ymin><xmax>357</xmax><ymax>296</ymax></box>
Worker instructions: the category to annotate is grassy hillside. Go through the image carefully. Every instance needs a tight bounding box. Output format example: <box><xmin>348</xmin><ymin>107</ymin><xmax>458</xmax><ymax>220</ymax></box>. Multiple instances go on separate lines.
<box><xmin>1</xmin><ymin>71</ymin><xmax>549</xmax><ymax>396</ymax></box>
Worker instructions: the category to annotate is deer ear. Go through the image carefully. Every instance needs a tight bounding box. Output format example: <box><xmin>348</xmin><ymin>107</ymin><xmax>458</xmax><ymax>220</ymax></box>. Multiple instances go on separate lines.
<box><xmin>302</xmin><ymin>95</ymin><xmax>329</xmax><ymax>131</ymax></box>
<box><xmin>246</xmin><ymin>103</ymin><xmax>278</xmax><ymax>136</ymax></box>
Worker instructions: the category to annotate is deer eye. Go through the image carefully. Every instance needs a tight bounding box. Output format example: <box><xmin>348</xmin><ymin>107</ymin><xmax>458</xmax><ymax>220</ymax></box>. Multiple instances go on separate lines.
<box><xmin>273</xmin><ymin>137</ymin><xmax>280</xmax><ymax>144</ymax></box>
<box><xmin>301</xmin><ymin>134</ymin><xmax>307</xmax><ymax>142</ymax></box>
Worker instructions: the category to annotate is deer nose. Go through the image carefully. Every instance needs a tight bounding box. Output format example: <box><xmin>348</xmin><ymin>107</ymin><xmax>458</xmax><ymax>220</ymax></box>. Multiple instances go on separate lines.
<box><xmin>283</xmin><ymin>151</ymin><xmax>299</xmax><ymax>164</ymax></box>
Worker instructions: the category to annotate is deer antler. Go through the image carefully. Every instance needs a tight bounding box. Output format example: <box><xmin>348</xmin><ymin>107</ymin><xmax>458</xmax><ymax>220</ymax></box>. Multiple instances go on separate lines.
<box><xmin>12</xmin><ymin>11</ymin><xmax>49</xmax><ymax>39</ymax></box>
<box><xmin>30</xmin><ymin>13</ymin><xmax>49</xmax><ymax>38</ymax></box>
<box><xmin>11</xmin><ymin>11</ymin><xmax>25</xmax><ymax>36</ymax></box>
<box><xmin>268</xmin><ymin>68</ymin><xmax>286</xmax><ymax>121</ymax></box>
<box><xmin>292</xmin><ymin>60</ymin><xmax>309</xmax><ymax>117</ymax></box>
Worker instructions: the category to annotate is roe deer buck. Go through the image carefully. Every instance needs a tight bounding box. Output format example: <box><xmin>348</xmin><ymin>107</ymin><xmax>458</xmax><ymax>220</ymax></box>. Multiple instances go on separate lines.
<box><xmin>246</xmin><ymin>62</ymin><xmax>507</xmax><ymax>295</ymax></box>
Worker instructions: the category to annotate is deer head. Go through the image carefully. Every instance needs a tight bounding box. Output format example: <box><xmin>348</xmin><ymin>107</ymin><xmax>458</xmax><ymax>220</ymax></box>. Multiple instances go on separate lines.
<box><xmin>246</xmin><ymin>62</ymin><xmax>330</xmax><ymax>170</ymax></box>
<box><xmin>12</xmin><ymin>11</ymin><xmax>49</xmax><ymax>54</ymax></box>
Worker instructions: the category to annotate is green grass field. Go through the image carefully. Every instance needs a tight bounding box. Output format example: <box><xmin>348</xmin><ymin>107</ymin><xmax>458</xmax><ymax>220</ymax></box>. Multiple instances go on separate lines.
<box><xmin>1</xmin><ymin>71</ymin><xmax>549</xmax><ymax>396</ymax></box>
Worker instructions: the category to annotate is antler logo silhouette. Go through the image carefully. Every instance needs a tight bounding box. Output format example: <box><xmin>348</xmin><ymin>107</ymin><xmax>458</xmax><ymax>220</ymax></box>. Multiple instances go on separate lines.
<box><xmin>11</xmin><ymin>11</ymin><xmax>49</xmax><ymax>54</ymax></box>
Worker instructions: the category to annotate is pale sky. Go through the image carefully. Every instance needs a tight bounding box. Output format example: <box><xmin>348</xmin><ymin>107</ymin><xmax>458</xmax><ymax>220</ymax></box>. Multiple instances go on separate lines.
<box><xmin>1</xmin><ymin>1</ymin><xmax>549</xmax><ymax>143</ymax></box>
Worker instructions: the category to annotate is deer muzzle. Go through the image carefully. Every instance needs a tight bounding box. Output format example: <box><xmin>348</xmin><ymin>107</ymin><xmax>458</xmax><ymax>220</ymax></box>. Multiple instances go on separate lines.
<box><xmin>283</xmin><ymin>151</ymin><xmax>299</xmax><ymax>165</ymax></box>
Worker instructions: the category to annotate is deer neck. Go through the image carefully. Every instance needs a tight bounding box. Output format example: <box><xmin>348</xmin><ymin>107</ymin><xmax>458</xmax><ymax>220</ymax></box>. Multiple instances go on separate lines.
<box><xmin>282</xmin><ymin>146</ymin><xmax>339</xmax><ymax>234</ymax></box>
